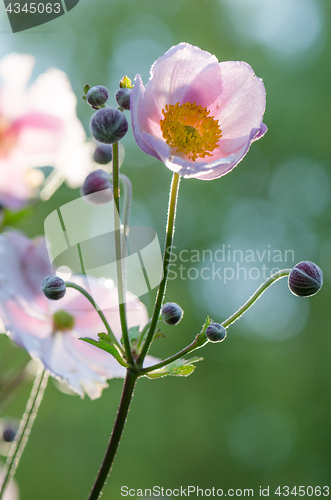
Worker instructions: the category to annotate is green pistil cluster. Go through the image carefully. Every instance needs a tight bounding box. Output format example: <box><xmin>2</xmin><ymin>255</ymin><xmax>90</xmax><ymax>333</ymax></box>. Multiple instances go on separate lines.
<box><xmin>53</xmin><ymin>310</ymin><xmax>75</xmax><ymax>332</ymax></box>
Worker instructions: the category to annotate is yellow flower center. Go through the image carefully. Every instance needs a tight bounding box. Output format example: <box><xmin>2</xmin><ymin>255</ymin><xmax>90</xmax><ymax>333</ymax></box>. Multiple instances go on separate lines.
<box><xmin>160</xmin><ymin>102</ymin><xmax>222</xmax><ymax>161</ymax></box>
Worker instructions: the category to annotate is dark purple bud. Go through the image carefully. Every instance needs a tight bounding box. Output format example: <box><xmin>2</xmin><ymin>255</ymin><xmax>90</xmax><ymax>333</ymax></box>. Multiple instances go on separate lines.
<box><xmin>205</xmin><ymin>323</ymin><xmax>227</xmax><ymax>343</ymax></box>
<box><xmin>42</xmin><ymin>276</ymin><xmax>66</xmax><ymax>301</ymax></box>
<box><xmin>115</xmin><ymin>88</ymin><xmax>132</xmax><ymax>110</ymax></box>
<box><xmin>288</xmin><ymin>261</ymin><xmax>323</xmax><ymax>297</ymax></box>
<box><xmin>81</xmin><ymin>169</ymin><xmax>113</xmax><ymax>205</ymax></box>
<box><xmin>93</xmin><ymin>144</ymin><xmax>113</xmax><ymax>165</ymax></box>
<box><xmin>161</xmin><ymin>302</ymin><xmax>183</xmax><ymax>326</ymax></box>
<box><xmin>3</xmin><ymin>425</ymin><xmax>17</xmax><ymax>443</ymax></box>
<box><xmin>90</xmin><ymin>108</ymin><xmax>128</xmax><ymax>144</ymax></box>
<box><xmin>86</xmin><ymin>85</ymin><xmax>109</xmax><ymax>107</ymax></box>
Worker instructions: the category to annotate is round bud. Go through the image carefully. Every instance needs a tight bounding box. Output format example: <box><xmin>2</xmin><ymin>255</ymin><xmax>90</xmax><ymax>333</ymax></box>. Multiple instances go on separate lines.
<box><xmin>86</xmin><ymin>85</ymin><xmax>109</xmax><ymax>107</ymax></box>
<box><xmin>93</xmin><ymin>144</ymin><xmax>113</xmax><ymax>165</ymax></box>
<box><xmin>115</xmin><ymin>88</ymin><xmax>132</xmax><ymax>110</ymax></box>
<box><xmin>205</xmin><ymin>323</ymin><xmax>227</xmax><ymax>343</ymax></box>
<box><xmin>81</xmin><ymin>169</ymin><xmax>113</xmax><ymax>205</ymax></box>
<box><xmin>161</xmin><ymin>302</ymin><xmax>183</xmax><ymax>326</ymax></box>
<box><xmin>3</xmin><ymin>426</ymin><xmax>17</xmax><ymax>443</ymax></box>
<box><xmin>90</xmin><ymin>108</ymin><xmax>128</xmax><ymax>144</ymax></box>
<box><xmin>41</xmin><ymin>275</ymin><xmax>66</xmax><ymax>301</ymax></box>
<box><xmin>288</xmin><ymin>261</ymin><xmax>323</xmax><ymax>297</ymax></box>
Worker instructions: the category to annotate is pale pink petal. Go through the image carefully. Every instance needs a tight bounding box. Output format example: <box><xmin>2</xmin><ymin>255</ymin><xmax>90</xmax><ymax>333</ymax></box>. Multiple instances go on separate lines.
<box><xmin>143</xmin><ymin>43</ymin><xmax>219</xmax><ymax>122</ymax></box>
<box><xmin>0</xmin><ymin>464</ymin><xmax>19</xmax><ymax>500</ymax></box>
<box><xmin>39</xmin><ymin>333</ymin><xmax>109</xmax><ymax>399</ymax></box>
<box><xmin>210</xmin><ymin>61</ymin><xmax>266</xmax><ymax>140</ymax></box>
<box><xmin>0</xmin><ymin>54</ymin><xmax>34</xmax><ymax>119</ymax></box>
<box><xmin>0</xmin><ymin>233</ymin><xmax>50</xmax><ymax>312</ymax></box>
<box><xmin>131</xmin><ymin>75</ymin><xmax>162</xmax><ymax>159</ymax></box>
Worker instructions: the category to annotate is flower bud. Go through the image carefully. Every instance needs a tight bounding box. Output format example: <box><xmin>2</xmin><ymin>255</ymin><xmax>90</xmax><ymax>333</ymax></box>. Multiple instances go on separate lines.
<box><xmin>288</xmin><ymin>261</ymin><xmax>323</xmax><ymax>297</ymax></box>
<box><xmin>93</xmin><ymin>144</ymin><xmax>113</xmax><ymax>165</ymax></box>
<box><xmin>90</xmin><ymin>108</ymin><xmax>128</xmax><ymax>144</ymax></box>
<box><xmin>3</xmin><ymin>425</ymin><xmax>17</xmax><ymax>443</ymax></box>
<box><xmin>86</xmin><ymin>85</ymin><xmax>109</xmax><ymax>108</ymax></box>
<box><xmin>205</xmin><ymin>323</ymin><xmax>227</xmax><ymax>343</ymax></box>
<box><xmin>81</xmin><ymin>169</ymin><xmax>113</xmax><ymax>205</ymax></box>
<box><xmin>115</xmin><ymin>88</ymin><xmax>131</xmax><ymax>110</ymax></box>
<box><xmin>42</xmin><ymin>275</ymin><xmax>66</xmax><ymax>301</ymax></box>
<box><xmin>161</xmin><ymin>302</ymin><xmax>183</xmax><ymax>325</ymax></box>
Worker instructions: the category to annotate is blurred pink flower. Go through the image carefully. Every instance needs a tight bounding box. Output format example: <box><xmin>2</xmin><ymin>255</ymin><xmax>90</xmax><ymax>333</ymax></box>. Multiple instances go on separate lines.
<box><xmin>0</xmin><ymin>232</ymin><xmax>149</xmax><ymax>399</ymax></box>
<box><xmin>0</xmin><ymin>465</ymin><xmax>19</xmax><ymax>500</ymax></box>
<box><xmin>131</xmin><ymin>43</ymin><xmax>267</xmax><ymax>180</ymax></box>
<box><xmin>0</xmin><ymin>54</ymin><xmax>88</xmax><ymax>209</ymax></box>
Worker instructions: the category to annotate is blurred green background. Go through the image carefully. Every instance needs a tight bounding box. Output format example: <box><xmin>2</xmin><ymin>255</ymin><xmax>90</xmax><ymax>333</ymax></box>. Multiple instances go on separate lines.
<box><xmin>0</xmin><ymin>0</ymin><xmax>331</xmax><ymax>498</ymax></box>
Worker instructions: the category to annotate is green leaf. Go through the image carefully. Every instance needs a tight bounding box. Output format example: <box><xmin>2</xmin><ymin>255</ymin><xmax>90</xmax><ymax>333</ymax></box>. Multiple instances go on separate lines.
<box><xmin>80</xmin><ymin>336</ymin><xmax>128</xmax><ymax>368</ymax></box>
<box><xmin>119</xmin><ymin>76</ymin><xmax>133</xmax><ymax>89</ymax></box>
<box><xmin>145</xmin><ymin>356</ymin><xmax>203</xmax><ymax>379</ymax></box>
<box><xmin>2</xmin><ymin>206</ymin><xmax>34</xmax><ymax>229</ymax></box>
<box><xmin>120</xmin><ymin>325</ymin><xmax>143</xmax><ymax>348</ymax></box>
<box><xmin>153</xmin><ymin>330</ymin><xmax>166</xmax><ymax>341</ymax></box>
<box><xmin>128</xmin><ymin>326</ymin><xmax>140</xmax><ymax>343</ymax></box>
<box><xmin>83</xmin><ymin>83</ymin><xmax>91</xmax><ymax>95</ymax></box>
<box><xmin>82</xmin><ymin>95</ymin><xmax>87</xmax><ymax>100</ymax></box>
<box><xmin>195</xmin><ymin>316</ymin><xmax>212</xmax><ymax>347</ymax></box>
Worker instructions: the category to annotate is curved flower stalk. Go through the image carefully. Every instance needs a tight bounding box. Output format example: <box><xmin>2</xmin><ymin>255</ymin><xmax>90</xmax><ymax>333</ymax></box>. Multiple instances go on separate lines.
<box><xmin>131</xmin><ymin>43</ymin><xmax>267</xmax><ymax>180</ymax></box>
<box><xmin>0</xmin><ymin>232</ymin><xmax>149</xmax><ymax>399</ymax></box>
<box><xmin>0</xmin><ymin>53</ymin><xmax>88</xmax><ymax>209</ymax></box>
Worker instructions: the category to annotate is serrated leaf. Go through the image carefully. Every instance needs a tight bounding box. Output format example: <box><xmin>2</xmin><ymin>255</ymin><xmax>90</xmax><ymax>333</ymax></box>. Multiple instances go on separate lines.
<box><xmin>83</xmin><ymin>83</ymin><xmax>91</xmax><ymax>95</ymax></box>
<box><xmin>153</xmin><ymin>330</ymin><xmax>166</xmax><ymax>340</ymax></box>
<box><xmin>120</xmin><ymin>325</ymin><xmax>142</xmax><ymax>348</ymax></box>
<box><xmin>80</xmin><ymin>337</ymin><xmax>128</xmax><ymax>368</ymax></box>
<box><xmin>195</xmin><ymin>316</ymin><xmax>212</xmax><ymax>346</ymax></box>
<box><xmin>128</xmin><ymin>326</ymin><xmax>140</xmax><ymax>342</ymax></box>
<box><xmin>145</xmin><ymin>356</ymin><xmax>203</xmax><ymax>379</ymax></box>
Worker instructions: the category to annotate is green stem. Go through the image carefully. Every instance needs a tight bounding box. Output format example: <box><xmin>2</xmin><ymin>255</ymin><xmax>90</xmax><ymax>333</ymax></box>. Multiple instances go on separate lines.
<box><xmin>112</xmin><ymin>143</ymin><xmax>133</xmax><ymax>366</ymax></box>
<box><xmin>141</xmin><ymin>338</ymin><xmax>202</xmax><ymax>374</ymax></box>
<box><xmin>142</xmin><ymin>269</ymin><xmax>291</xmax><ymax>374</ymax></box>
<box><xmin>135</xmin><ymin>316</ymin><xmax>162</xmax><ymax>351</ymax></box>
<box><xmin>87</xmin><ymin>370</ymin><xmax>138</xmax><ymax>500</ymax></box>
<box><xmin>222</xmin><ymin>269</ymin><xmax>291</xmax><ymax>328</ymax></box>
<box><xmin>65</xmin><ymin>281</ymin><xmax>123</xmax><ymax>353</ymax></box>
<box><xmin>137</xmin><ymin>173</ymin><xmax>181</xmax><ymax>367</ymax></box>
<box><xmin>0</xmin><ymin>366</ymin><xmax>48</xmax><ymax>499</ymax></box>
<box><xmin>119</xmin><ymin>173</ymin><xmax>132</xmax><ymax>258</ymax></box>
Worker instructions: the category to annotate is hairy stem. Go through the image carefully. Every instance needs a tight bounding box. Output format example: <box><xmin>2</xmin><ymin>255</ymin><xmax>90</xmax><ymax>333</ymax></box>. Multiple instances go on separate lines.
<box><xmin>222</xmin><ymin>269</ymin><xmax>292</xmax><ymax>328</ymax></box>
<box><xmin>0</xmin><ymin>366</ymin><xmax>48</xmax><ymax>499</ymax></box>
<box><xmin>112</xmin><ymin>142</ymin><xmax>133</xmax><ymax>366</ymax></box>
<box><xmin>137</xmin><ymin>172</ymin><xmax>180</xmax><ymax>366</ymax></box>
<box><xmin>87</xmin><ymin>370</ymin><xmax>138</xmax><ymax>500</ymax></box>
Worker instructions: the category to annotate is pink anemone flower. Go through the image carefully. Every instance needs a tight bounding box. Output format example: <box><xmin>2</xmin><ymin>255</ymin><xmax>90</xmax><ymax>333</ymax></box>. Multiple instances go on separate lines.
<box><xmin>0</xmin><ymin>53</ymin><xmax>87</xmax><ymax>209</ymax></box>
<box><xmin>0</xmin><ymin>232</ymin><xmax>150</xmax><ymax>399</ymax></box>
<box><xmin>131</xmin><ymin>43</ymin><xmax>267</xmax><ymax>180</ymax></box>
